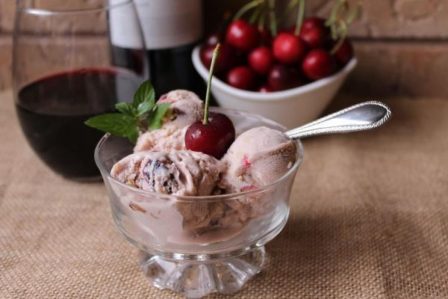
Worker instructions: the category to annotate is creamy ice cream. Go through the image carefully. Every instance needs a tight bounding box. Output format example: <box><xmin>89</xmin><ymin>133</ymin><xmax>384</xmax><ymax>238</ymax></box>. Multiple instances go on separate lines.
<box><xmin>134</xmin><ymin>90</ymin><xmax>203</xmax><ymax>152</ymax></box>
<box><xmin>110</xmin><ymin>107</ymin><xmax>298</xmax><ymax>241</ymax></box>
<box><xmin>221</xmin><ymin>126</ymin><xmax>297</xmax><ymax>193</ymax></box>
<box><xmin>110</xmin><ymin>149</ymin><xmax>246</xmax><ymax>236</ymax></box>
<box><xmin>111</xmin><ymin>150</ymin><xmax>223</xmax><ymax>196</ymax></box>
<box><xmin>134</xmin><ymin>126</ymin><xmax>187</xmax><ymax>153</ymax></box>
<box><xmin>158</xmin><ymin>90</ymin><xmax>203</xmax><ymax>130</ymax></box>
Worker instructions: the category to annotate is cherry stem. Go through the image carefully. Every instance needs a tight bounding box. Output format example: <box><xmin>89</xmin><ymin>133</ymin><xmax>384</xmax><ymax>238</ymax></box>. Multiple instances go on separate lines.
<box><xmin>234</xmin><ymin>0</ymin><xmax>263</xmax><ymax>21</ymax></box>
<box><xmin>203</xmin><ymin>43</ymin><xmax>220</xmax><ymax>125</ymax></box>
<box><xmin>331</xmin><ymin>19</ymin><xmax>347</xmax><ymax>54</ymax></box>
<box><xmin>326</xmin><ymin>0</ymin><xmax>360</xmax><ymax>54</ymax></box>
<box><xmin>294</xmin><ymin>0</ymin><xmax>305</xmax><ymax>36</ymax></box>
<box><xmin>268</xmin><ymin>0</ymin><xmax>277</xmax><ymax>36</ymax></box>
<box><xmin>258</xmin><ymin>8</ymin><xmax>267</xmax><ymax>31</ymax></box>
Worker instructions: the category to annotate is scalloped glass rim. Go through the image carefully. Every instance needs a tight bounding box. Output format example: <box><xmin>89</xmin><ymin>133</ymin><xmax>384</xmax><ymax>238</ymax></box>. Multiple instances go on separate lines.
<box><xmin>94</xmin><ymin>108</ymin><xmax>304</xmax><ymax>202</ymax></box>
<box><xmin>192</xmin><ymin>45</ymin><xmax>358</xmax><ymax>101</ymax></box>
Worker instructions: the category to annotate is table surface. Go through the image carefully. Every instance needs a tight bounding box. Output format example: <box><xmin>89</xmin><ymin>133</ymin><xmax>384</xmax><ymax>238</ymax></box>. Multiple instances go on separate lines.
<box><xmin>2</xmin><ymin>90</ymin><xmax>448</xmax><ymax>298</ymax></box>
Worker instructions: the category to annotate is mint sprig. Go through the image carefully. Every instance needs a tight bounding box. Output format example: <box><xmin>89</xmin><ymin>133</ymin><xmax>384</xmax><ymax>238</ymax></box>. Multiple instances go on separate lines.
<box><xmin>148</xmin><ymin>103</ymin><xmax>171</xmax><ymax>130</ymax></box>
<box><xmin>85</xmin><ymin>113</ymin><xmax>138</xmax><ymax>143</ymax></box>
<box><xmin>85</xmin><ymin>80</ymin><xmax>170</xmax><ymax>143</ymax></box>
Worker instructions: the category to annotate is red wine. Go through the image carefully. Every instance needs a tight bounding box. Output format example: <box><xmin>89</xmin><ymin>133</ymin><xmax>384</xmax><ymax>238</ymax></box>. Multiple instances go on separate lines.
<box><xmin>15</xmin><ymin>68</ymin><xmax>141</xmax><ymax>179</ymax></box>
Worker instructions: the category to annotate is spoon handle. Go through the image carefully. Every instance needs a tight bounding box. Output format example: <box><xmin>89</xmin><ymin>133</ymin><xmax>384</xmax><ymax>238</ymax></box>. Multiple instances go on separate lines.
<box><xmin>285</xmin><ymin>101</ymin><xmax>392</xmax><ymax>139</ymax></box>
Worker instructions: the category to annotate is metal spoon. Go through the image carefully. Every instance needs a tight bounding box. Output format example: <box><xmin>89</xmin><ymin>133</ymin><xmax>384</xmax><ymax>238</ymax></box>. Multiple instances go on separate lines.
<box><xmin>285</xmin><ymin>101</ymin><xmax>392</xmax><ymax>139</ymax></box>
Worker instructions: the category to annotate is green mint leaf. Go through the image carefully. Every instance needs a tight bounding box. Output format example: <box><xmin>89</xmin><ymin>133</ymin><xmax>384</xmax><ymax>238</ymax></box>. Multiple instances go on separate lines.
<box><xmin>136</xmin><ymin>100</ymin><xmax>154</xmax><ymax>117</ymax></box>
<box><xmin>85</xmin><ymin>113</ymin><xmax>139</xmax><ymax>143</ymax></box>
<box><xmin>126</xmin><ymin>128</ymin><xmax>139</xmax><ymax>144</ymax></box>
<box><xmin>115</xmin><ymin>102</ymin><xmax>135</xmax><ymax>116</ymax></box>
<box><xmin>148</xmin><ymin>103</ymin><xmax>171</xmax><ymax>130</ymax></box>
<box><xmin>133</xmin><ymin>80</ymin><xmax>155</xmax><ymax>109</ymax></box>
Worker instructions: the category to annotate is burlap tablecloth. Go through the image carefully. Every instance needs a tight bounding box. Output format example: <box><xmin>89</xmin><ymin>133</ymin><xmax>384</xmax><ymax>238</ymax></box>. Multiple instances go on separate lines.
<box><xmin>1</xmin><ymin>90</ymin><xmax>448</xmax><ymax>298</ymax></box>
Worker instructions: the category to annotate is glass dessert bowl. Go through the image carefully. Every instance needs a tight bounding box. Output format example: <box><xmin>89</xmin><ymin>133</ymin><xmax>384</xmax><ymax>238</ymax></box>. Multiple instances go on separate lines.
<box><xmin>95</xmin><ymin>108</ymin><xmax>304</xmax><ymax>298</ymax></box>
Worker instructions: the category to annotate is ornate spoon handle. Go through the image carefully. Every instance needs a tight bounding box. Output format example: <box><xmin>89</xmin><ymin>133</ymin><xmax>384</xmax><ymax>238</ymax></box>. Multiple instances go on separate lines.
<box><xmin>285</xmin><ymin>101</ymin><xmax>392</xmax><ymax>139</ymax></box>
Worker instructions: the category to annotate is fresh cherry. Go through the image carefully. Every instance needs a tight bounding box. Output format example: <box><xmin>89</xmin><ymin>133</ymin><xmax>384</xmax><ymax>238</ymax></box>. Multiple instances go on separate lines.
<box><xmin>226</xmin><ymin>66</ymin><xmax>256</xmax><ymax>90</ymax></box>
<box><xmin>185</xmin><ymin>112</ymin><xmax>235</xmax><ymax>159</ymax></box>
<box><xmin>300</xmin><ymin>26</ymin><xmax>330</xmax><ymax>49</ymax></box>
<box><xmin>200</xmin><ymin>43</ymin><xmax>238</xmax><ymax>73</ymax></box>
<box><xmin>302</xmin><ymin>49</ymin><xmax>336</xmax><ymax>80</ymax></box>
<box><xmin>186</xmin><ymin>44</ymin><xmax>236</xmax><ymax>159</ymax></box>
<box><xmin>200</xmin><ymin>46</ymin><xmax>214</xmax><ymax>69</ymax></box>
<box><xmin>248</xmin><ymin>46</ymin><xmax>274</xmax><ymax>75</ymax></box>
<box><xmin>204</xmin><ymin>33</ymin><xmax>221</xmax><ymax>47</ymax></box>
<box><xmin>333</xmin><ymin>39</ymin><xmax>354</xmax><ymax>66</ymax></box>
<box><xmin>268</xmin><ymin>64</ymin><xmax>301</xmax><ymax>91</ymax></box>
<box><xmin>301</xmin><ymin>17</ymin><xmax>326</xmax><ymax>31</ymax></box>
<box><xmin>225</xmin><ymin>19</ymin><xmax>259</xmax><ymax>52</ymax></box>
<box><xmin>258</xmin><ymin>28</ymin><xmax>272</xmax><ymax>45</ymax></box>
<box><xmin>273</xmin><ymin>33</ymin><xmax>307</xmax><ymax>64</ymax></box>
<box><xmin>259</xmin><ymin>85</ymin><xmax>272</xmax><ymax>93</ymax></box>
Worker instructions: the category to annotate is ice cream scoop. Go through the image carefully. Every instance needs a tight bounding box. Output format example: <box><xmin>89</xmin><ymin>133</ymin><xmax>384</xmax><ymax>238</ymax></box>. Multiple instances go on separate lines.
<box><xmin>134</xmin><ymin>90</ymin><xmax>203</xmax><ymax>152</ymax></box>
<box><xmin>220</xmin><ymin>101</ymin><xmax>392</xmax><ymax>192</ymax></box>
<box><xmin>111</xmin><ymin>150</ymin><xmax>223</xmax><ymax>196</ymax></box>
<box><xmin>221</xmin><ymin>126</ymin><xmax>297</xmax><ymax>193</ymax></box>
<box><xmin>158</xmin><ymin>89</ymin><xmax>203</xmax><ymax>130</ymax></box>
<box><xmin>134</xmin><ymin>126</ymin><xmax>187</xmax><ymax>152</ymax></box>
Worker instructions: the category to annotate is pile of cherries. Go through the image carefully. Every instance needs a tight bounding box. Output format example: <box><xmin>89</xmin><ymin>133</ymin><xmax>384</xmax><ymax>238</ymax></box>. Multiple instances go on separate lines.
<box><xmin>200</xmin><ymin>17</ymin><xmax>354</xmax><ymax>92</ymax></box>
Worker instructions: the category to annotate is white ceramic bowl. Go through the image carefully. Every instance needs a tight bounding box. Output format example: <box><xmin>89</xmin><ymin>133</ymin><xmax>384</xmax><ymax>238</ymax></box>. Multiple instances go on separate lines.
<box><xmin>192</xmin><ymin>46</ymin><xmax>357</xmax><ymax>129</ymax></box>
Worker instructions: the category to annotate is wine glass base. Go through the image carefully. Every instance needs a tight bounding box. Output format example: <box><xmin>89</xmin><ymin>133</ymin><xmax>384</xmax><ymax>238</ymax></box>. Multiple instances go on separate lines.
<box><xmin>139</xmin><ymin>246</ymin><xmax>267</xmax><ymax>298</ymax></box>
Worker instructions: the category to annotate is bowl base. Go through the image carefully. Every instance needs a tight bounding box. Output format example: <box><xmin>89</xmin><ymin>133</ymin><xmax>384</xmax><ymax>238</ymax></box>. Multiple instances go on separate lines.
<box><xmin>139</xmin><ymin>246</ymin><xmax>267</xmax><ymax>298</ymax></box>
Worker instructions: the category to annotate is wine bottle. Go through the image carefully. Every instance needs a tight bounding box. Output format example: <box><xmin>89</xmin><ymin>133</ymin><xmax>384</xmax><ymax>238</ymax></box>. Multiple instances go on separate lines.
<box><xmin>109</xmin><ymin>0</ymin><xmax>205</xmax><ymax>97</ymax></box>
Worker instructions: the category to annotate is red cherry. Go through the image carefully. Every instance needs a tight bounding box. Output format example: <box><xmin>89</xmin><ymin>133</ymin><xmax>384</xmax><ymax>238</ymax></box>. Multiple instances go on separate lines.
<box><xmin>200</xmin><ymin>44</ymin><xmax>238</xmax><ymax>73</ymax></box>
<box><xmin>259</xmin><ymin>85</ymin><xmax>272</xmax><ymax>93</ymax></box>
<box><xmin>300</xmin><ymin>26</ymin><xmax>330</xmax><ymax>49</ymax></box>
<box><xmin>268</xmin><ymin>64</ymin><xmax>302</xmax><ymax>91</ymax></box>
<box><xmin>185</xmin><ymin>112</ymin><xmax>236</xmax><ymax>159</ymax></box>
<box><xmin>204</xmin><ymin>33</ymin><xmax>221</xmax><ymax>47</ymax></box>
<box><xmin>302</xmin><ymin>49</ymin><xmax>336</xmax><ymax>80</ymax></box>
<box><xmin>226</xmin><ymin>19</ymin><xmax>259</xmax><ymax>52</ymax></box>
<box><xmin>334</xmin><ymin>39</ymin><xmax>354</xmax><ymax>66</ymax></box>
<box><xmin>258</xmin><ymin>28</ymin><xmax>272</xmax><ymax>45</ymax></box>
<box><xmin>301</xmin><ymin>17</ymin><xmax>326</xmax><ymax>31</ymax></box>
<box><xmin>226</xmin><ymin>66</ymin><xmax>256</xmax><ymax>90</ymax></box>
<box><xmin>200</xmin><ymin>46</ymin><xmax>214</xmax><ymax>68</ymax></box>
<box><xmin>248</xmin><ymin>46</ymin><xmax>274</xmax><ymax>75</ymax></box>
<box><xmin>273</xmin><ymin>33</ymin><xmax>307</xmax><ymax>64</ymax></box>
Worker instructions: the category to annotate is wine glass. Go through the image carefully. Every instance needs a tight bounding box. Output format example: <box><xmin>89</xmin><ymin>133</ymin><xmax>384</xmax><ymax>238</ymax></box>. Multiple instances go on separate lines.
<box><xmin>12</xmin><ymin>0</ymin><xmax>147</xmax><ymax>180</ymax></box>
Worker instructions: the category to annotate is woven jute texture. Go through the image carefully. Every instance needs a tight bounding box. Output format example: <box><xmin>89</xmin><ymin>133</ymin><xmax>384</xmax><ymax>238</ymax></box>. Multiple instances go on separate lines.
<box><xmin>1</xmin><ymin>90</ymin><xmax>448</xmax><ymax>298</ymax></box>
